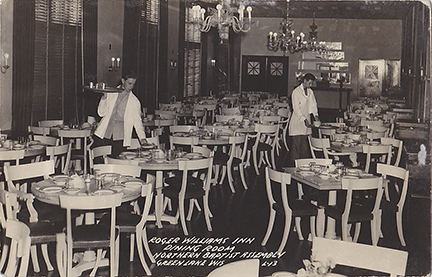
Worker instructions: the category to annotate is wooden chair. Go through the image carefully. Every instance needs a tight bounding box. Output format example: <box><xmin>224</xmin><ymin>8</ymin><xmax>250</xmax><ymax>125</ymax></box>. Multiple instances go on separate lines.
<box><xmin>207</xmin><ymin>259</ymin><xmax>260</xmax><ymax>277</ymax></box>
<box><xmin>0</xmin><ymin>188</ymin><xmax>61</xmax><ymax>274</ymax></box>
<box><xmin>162</xmin><ymin>157</ymin><xmax>214</xmax><ymax>235</ymax></box>
<box><xmin>46</xmin><ymin>142</ymin><xmax>72</xmax><ymax>175</ymax></box>
<box><xmin>0</xmin><ymin>149</ymin><xmax>25</xmax><ymax>168</ymax></box>
<box><xmin>317</xmin><ymin>176</ymin><xmax>384</xmax><ymax>245</ymax></box>
<box><xmin>38</xmin><ymin>120</ymin><xmax>63</xmax><ymax>127</ymax></box>
<box><xmin>261</xmin><ymin>167</ymin><xmax>318</xmax><ymax>253</ymax></box>
<box><xmin>193</xmin><ymin>103</ymin><xmax>217</xmax><ymax>125</ymax></box>
<box><xmin>94</xmin><ymin>163</ymin><xmax>142</xmax><ymax>178</ymax></box>
<box><xmin>308</xmin><ymin>136</ymin><xmax>351</xmax><ymax>163</ymax></box>
<box><xmin>312</xmin><ymin>237</ymin><xmax>408</xmax><ymax>277</ymax></box>
<box><xmin>277</xmin><ymin>108</ymin><xmax>291</xmax><ymax>152</ymax></box>
<box><xmin>116</xmin><ymin>174</ymin><xmax>155</xmax><ymax>273</ymax></box>
<box><xmin>380</xmin><ymin>137</ymin><xmax>403</xmax><ymax>167</ymax></box>
<box><xmin>57</xmin><ymin>129</ymin><xmax>92</xmax><ymax>175</ymax></box>
<box><xmin>250</xmin><ymin>123</ymin><xmax>279</xmax><ymax>175</ymax></box>
<box><xmin>88</xmin><ymin>145</ymin><xmax>112</xmax><ymax>173</ymax></box>
<box><xmin>57</xmin><ymin>193</ymin><xmax>123</xmax><ymax>277</ymax></box>
<box><xmin>33</xmin><ymin>135</ymin><xmax>59</xmax><ymax>146</ymax></box>
<box><xmin>362</xmin><ymin>144</ymin><xmax>392</xmax><ymax>173</ymax></box>
<box><xmin>169</xmin><ymin>135</ymin><xmax>199</xmax><ymax>152</ymax></box>
<box><xmin>1</xmin><ymin>220</ymin><xmax>31</xmax><ymax>277</ymax></box>
<box><xmin>28</xmin><ymin>126</ymin><xmax>50</xmax><ymax>136</ymax></box>
<box><xmin>376</xmin><ymin>163</ymin><xmax>409</xmax><ymax>246</ymax></box>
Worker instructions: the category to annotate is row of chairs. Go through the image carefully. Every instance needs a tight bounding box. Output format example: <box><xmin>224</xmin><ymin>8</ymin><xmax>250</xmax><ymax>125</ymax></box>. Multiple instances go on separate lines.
<box><xmin>261</xmin><ymin>159</ymin><xmax>410</xmax><ymax>255</ymax></box>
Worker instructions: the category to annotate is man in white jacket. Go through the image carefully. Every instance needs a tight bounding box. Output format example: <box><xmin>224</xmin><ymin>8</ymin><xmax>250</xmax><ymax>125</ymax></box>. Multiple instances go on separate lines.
<box><xmin>94</xmin><ymin>71</ymin><xmax>147</xmax><ymax>157</ymax></box>
<box><xmin>288</xmin><ymin>73</ymin><xmax>320</xmax><ymax>163</ymax></box>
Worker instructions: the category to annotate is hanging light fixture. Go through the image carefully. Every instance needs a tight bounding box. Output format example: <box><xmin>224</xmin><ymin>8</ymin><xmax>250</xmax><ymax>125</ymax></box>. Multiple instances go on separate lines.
<box><xmin>192</xmin><ymin>1</ymin><xmax>252</xmax><ymax>41</ymax></box>
<box><xmin>267</xmin><ymin>0</ymin><xmax>325</xmax><ymax>54</ymax></box>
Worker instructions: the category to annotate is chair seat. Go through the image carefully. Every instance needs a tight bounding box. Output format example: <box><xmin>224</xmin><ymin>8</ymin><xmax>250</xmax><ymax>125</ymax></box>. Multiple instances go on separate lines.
<box><xmin>258</xmin><ymin>142</ymin><xmax>272</xmax><ymax>151</ymax></box>
<box><xmin>273</xmin><ymin>200</ymin><xmax>318</xmax><ymax>217</ymax></box>
<box><xmin>163</xmin><ymin>178</ymin><xmax>205</xmax><ymax>199</ymax></box>
<box><xmin>72</xmin><ymin>223</ymin><xmax>118</xmax><ymax>248</ymax></box>
<box><xmin>27</xmin><ymin>220</ymin><xmax>63</xmax><ymax>239</ymax></box>
<box><xmin>325</xmin><ymin>204</ymin><xmax>374</xmax><ymax>223</ymax></box>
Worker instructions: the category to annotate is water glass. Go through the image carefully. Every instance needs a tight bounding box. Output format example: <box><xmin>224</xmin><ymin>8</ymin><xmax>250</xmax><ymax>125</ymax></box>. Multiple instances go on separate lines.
<box><xmin>94</xmin><ymin>169</ymin><xmax>102</xmax><ymax>189</ymax></box>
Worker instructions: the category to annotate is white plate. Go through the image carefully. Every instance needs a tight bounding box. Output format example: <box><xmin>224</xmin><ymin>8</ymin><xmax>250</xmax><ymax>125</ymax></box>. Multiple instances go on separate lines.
<box><xmin>110</xmin><ymin>185</ymin><xmax>125</xmax><ymax>192</ymax></box>
<box><xmin>93</xmin><ymin>189</ymin><xmax>114</xmax><ymax>195</ymax></box>
<box><xmin>41</xmin><ymin>186</ymin><xmax>63</xmax><ymax>194</ymax></box>
<box><xmin>299</xmin><ymin>171</ymin><xmax>315</xmax><ymax>176</ymax></box>
<box><xmin>123</xmin><ymin>181</ymin><xmax>142</xmax><ymax>190</ymax></box>
<box><xmin>64</xmin><ymin>188</ymin><xmax>80</xmax><ymax>194</ymax></box>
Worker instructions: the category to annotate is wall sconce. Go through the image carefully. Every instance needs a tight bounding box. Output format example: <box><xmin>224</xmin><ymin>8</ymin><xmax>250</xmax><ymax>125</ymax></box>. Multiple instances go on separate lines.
<box><xmin>169</xmin><ymin>59</ymin><xmax>177</xmax><ymax>70</ymax></box>
<box><xmin>108</xmin><ymin>57</ymin><xmax>121</xmax><ymax>72</ymax></box>
<box><xmin>1</xmin><ymin>53</ymin><xmax>10</xmax><ymax>74</ymax></box>
<box><xmin>211</xmin><ymin>59</ymin><xmax>216</xmax><ymax>67</ymax></box>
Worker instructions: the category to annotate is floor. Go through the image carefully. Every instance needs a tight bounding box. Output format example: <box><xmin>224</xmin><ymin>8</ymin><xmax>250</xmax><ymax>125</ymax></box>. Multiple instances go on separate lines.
<box><xmin>27</xmin><ymin>146</ymin><xmax>431</xmax><ymax>277</ymax></box>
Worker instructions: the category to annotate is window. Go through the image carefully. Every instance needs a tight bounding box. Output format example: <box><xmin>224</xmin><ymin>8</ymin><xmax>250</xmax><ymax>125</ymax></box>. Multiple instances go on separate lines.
<box><xmin>183</xmin><ymin>6</ymin><xmax>201</xmax><ymax>97</ymax></box>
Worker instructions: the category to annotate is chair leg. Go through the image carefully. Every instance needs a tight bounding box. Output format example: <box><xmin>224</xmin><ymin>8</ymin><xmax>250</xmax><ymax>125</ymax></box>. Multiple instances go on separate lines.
<box><xmin>187</xmin><ymin>199</ymin><xmax>195</xmax><ymax>221</ymax></box>
<box><xmin>5</xmin><ymin>240</ymin><xmax>18</xmax><ymax>277</ymax></box>
<box><xmin>136</xmin><ymin>230</ymin><xmax>152</xmax><ymax>275</ymax></box>
<box><xmin>253</xmin><ymin>145</ymin><xmax>260</xmax><ymax>175</ymax></box>
<box><xmin>239</xmin><ymin>163</ymin><xmax>248</xmax><ymax>190</ymax></box>
<box><xmin>261</xmin><ymin>208</ymin><xmax>276</xmax><ymax>246</ymax></box>
<box><xmin>90</xmin><ymin>249</ymin><xmax>102</xmax><ymax>277</ymax></box>
<box><xmin>129</xmin><ymin>233</ymin><xmax>135</xmax><ymax>262</ymax></box>
<box><xmin>115</xmin><ymin>235</ymin><xmax>120</xmax><ymax>276</ymax></box>
<box><xmin>396</xmin><ymin>210</ymin><xmax>406</xmax><ymax>246</ymax></box>
<box><xmin>295</xmin><ymin>217</ymin><xmax>304</xmax><ymax>240</ymax></box>
<box><xmin>316</xmin><ymin>209</ymin><xmax>325</xmax><ymax>237</ymax></box>
<box><xmin>310</xmin><ymin>216</ymin><xmax>316</xmax><ymax>239</ymax></box>
<box><xmin>353</xmin><ymin>222</ymin><xmax>361</xmax><ymax>242</ymax></box>
<box><xmin>179</xmin><ymin>197</ymin><xmax>188</xmax><ymax>236</ymax></box>
<box><xmin>30</xmin><ymin>245</ymin><xmax>40</xmax><ymax>272</ymax></box>
<box><xmin>41</xmin><ymin>243</ymin><xmax>54</xmax><ymax>271</ymax></box>
<box><xmin>17</xmin><ymin>238</ymin><xmax>31</xmax><ymax>277</ymax></box>
<box><xmin>226</xmin><ymin>162</ymin><xmax>236</xmax><ymax>193</ymax></box>
<box><xmin>341</xmin><ymin>220</ymin><xmax>349</xmax><ymax>242</ymax></box>
<box><xmin>56</xmin><ymin>233</ymin><xmax>67</xmax><ymax>277</ymax></box>
<box><xmin>278</xmin><ymin>212</ymin><xmax>293</xmax><ymax>253</ymax></box>
<box><xmin>219</xmin><ymin>166</ymin><xmax>227</xmax><ymax>185</ymax></box>
<box><xmin>203</xmin><ymin>195</ymin><xmax>213</xmax><ymax>232</ymax></box>
<box><xmin>0</xmin><ymin>243</ymin><xmax>10</xmax><ymax>271</ymax></box>
<box><xmin>142</xmin><ymin>227</ymin><xmax>155</xmax><ymax>263</ymax></box>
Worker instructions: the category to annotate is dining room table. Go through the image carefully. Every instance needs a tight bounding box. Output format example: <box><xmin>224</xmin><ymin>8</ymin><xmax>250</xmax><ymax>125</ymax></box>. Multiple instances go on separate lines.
<box><xmin>32</xmin><ymin>172</ymin><xmax>144</xmax><ymax>276</ymax></box>
<box><xmin>282</xmin><ymin>165</ymin><xmax>376</xmax><ymax>239</ymax></box>
<box><xmin>114</xmin><ymin>149</ymin><xmax>209</xmax><ymax>229</ymax></box>
<box><xmin>0</xmin><ymin>140</ymin><xmax>47</xmax><ymax>162</ymax></box>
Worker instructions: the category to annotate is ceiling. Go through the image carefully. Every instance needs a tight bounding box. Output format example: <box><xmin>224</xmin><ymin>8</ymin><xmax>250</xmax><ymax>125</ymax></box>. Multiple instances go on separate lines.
<box><xmin>195</xmin><ymin>0</ymin><xmax>427</xmax><ymax>20</ymax></box>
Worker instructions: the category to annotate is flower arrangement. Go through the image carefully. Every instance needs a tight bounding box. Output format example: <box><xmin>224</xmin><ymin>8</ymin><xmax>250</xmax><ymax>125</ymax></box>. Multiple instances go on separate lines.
<box><xmin>296</xmin><ymin>256</ymin><xmax>335</xmax><ymax>277</ymax></box>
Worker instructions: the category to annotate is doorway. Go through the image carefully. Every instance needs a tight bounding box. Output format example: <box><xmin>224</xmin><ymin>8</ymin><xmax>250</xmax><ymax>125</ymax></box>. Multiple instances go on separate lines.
<box><xmin>241</xmin><ymin>55</ymin><xmax>289</xmax><ymax>97</ymax></box>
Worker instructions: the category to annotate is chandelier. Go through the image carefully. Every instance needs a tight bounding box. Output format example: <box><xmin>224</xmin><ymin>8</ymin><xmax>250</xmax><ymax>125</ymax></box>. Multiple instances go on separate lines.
<box><xmin>192</xmin><ymin>1</ymin><xmax>252</xmax><ymax>41</ymax></box>
<box><xmin>267</xmin><ymin>0</ymin><xmax>325</xmax><ymax>54</ymax></box>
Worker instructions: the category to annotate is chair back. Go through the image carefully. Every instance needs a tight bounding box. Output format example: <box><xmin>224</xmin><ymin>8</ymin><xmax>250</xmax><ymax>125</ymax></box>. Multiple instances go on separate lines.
<box><xmin>362</xmin><ymin>144</ymin><xmax>392</xmax><ymax>173</ymax></box>
<box><xmin>380</xmin><ymin>137</ymin><xmax>403</xmax><ymax>166</ymax></box>
<box><xmin>57</xmin><ymin>129</ymin><xmax>92</xmax><ymax>139</ymax></box>
<box><xmin>0</xmin><ymin>150</ymin><xmax>25</xmax><ymax>165</ymax></box>
<box><xmin>89</xmin><ymin>145</ymin><xmax>112</xmax><ymax>170</ymax></box>
<box><xmin>33</xmin><ymin>135</ymin><xmax>59</xmax><ymax>146</ymax></box>
<box><xmin>207</xmin><ymin>259</ymin><xmax>259</xmax><ymax>277</ymax></box>
<box><xmin>259</xmin><ymin>115</ymin><xmax>280</xmax><ymax>125</ymax></box>
<box><xmin>94</xmin><ymin>163</ymin><xmax>141</xmax><ymax>177</ymax></box>
<box><xmin>265</xmin><ymin>167</ymin><xmax>292</xmax><ymax>211</ymax></box>
<box><xmin>376</xmin><ymin>163</ymin><xmax>409</xmax><ymax>209</ymax></box>
<box><xmin>28</xmin><ymin>126</ymin><xmax>51</xmax><ymax>136</ymax></box>
<box><xmin>38</xmin><ymin>120</ymin><xmax>63</xmax><ymax>127</ymax></box>
<box><xmin>4</xmin><ymin>160</ymin><xmax>55</xmax><ymax>192</ymax></box>
<box><xmin>308</xmin><ymin>136</ymin><xmax>331</xmax><ymax>159</ymax></box>
<box><xmin>46</xmin><ymin>142</ymin><xmax>72</xmax><ymax>175</ymax></box>
<box><xmin>177</xmin><ymin>157</ymin><xmax>214</xmax><ymax>191</ymax></box>
<box><xmin>154</xmin><ymin>110</ymin><xmax>177</xmax><ymax>120</ymax></box>
<box><xmin>169</xmin><ymin>135</ymin><xmax>199</xmax><ymax>151</ymax></box>
<box><xmin>312</xmin><ymin>237</ymin><xmax>408</xmax><ymax>277</ymax></box>
<box><xmin>3</xmin><ymin>219</ymin><xmax>31</xmax><ymax>277</ymax></box>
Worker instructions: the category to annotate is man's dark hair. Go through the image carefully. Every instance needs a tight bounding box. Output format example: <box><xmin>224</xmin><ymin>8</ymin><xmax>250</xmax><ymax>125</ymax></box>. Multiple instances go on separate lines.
<box><xmin>303</xmin><ymin>73</ymin><xmax>316</xmax><ymax>81</ymax></box>
<box><xmin>123</xmin><ymin>70</ymin><xmax>138</xmax><ymax>80</ymax></box>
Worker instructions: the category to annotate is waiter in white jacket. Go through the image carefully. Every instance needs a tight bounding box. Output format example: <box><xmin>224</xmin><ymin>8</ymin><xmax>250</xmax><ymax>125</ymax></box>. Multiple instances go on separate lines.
<box><xmin>288</xmin><ymin>73</ymin><xmax>320</xmax><ymax>162</ymax></box>
<box><xmin>94</xmin><ymin>71</ymin><xmax>147</xmax><ymax>157</ymax></box>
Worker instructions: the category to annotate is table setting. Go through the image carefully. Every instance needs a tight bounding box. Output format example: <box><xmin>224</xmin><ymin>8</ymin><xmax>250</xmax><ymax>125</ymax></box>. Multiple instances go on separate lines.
<box><xmin>0</xmin><ymin>136</ymin><xmax>46</xmax><ymax>157</ymax></box>
<box><xmin>32</xmin><ymin>172</ymin><xmax>143</xmax><ymax>205</ymax></box>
